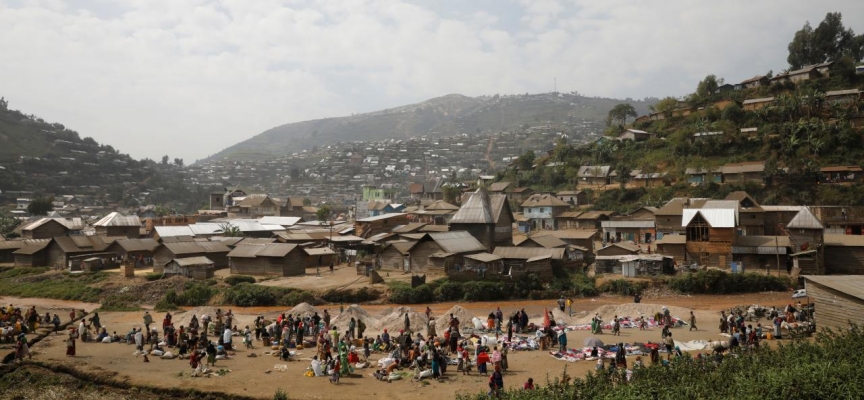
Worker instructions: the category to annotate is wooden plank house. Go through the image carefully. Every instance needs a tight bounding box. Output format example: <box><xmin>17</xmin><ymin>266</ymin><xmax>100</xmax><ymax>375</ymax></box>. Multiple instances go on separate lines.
<box><xmin>448</xmin><ymin>187</ymin><xmax>513</xmax><ymax>251</ymax></box>
<box><xmin>227</xmin><ymin>243</ymin><xmax>306</xmax><ymax>276</ymax></box>
<box><xmin>164</xmin><ymin>256</ymin><xmax>214</xmax><ymax>280</ymax></box>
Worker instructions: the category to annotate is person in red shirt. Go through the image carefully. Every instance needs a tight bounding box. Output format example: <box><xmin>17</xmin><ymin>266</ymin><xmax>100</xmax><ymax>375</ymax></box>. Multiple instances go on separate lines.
<box><xmin>477</xmin><ymin>348</ymin><xmax>490</xmax><ymax>375</ymax></box>
<box><xmin>523</xmin><ymin>377</ymin><xmax>535</xmax><ymax>390</ymax></box>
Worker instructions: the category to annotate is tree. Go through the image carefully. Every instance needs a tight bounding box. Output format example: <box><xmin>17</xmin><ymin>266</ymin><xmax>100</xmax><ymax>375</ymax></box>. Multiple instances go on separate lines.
<box><xmin>516</xmin><ymin>150</ymin><xmax>536</xmax><ymax>170</ymax></box>
<box><xmin>649</xmin><ymin>97</ymin><xmax>678</xmax><ymax>117</ymax></box>
<box><xmin>696</xmin><ymin>75</ymin><xmax>723</xmax><ymax>98</ymax></box>
<box><xmin>289</xmin><ymin>167</ymin><xmax>300</xmax><ymax>181</ymax></box>
<box><xmin>606</xmin><ymin>103</ymin><xmax>637</xmax><ymax>127</ymax></box>
<box><xmin>219</xmin><ymin>222</ymin><xmax>243</xmax><ymax>237</ymax></box>
<box><xmin>161</xmin><ymin>155</ymin><xmax>169</xmax><ymax>165</ymax></box>
<box><xmin>0</xmin><ymin>214</ymin><xmax>21</xmax><ymax>238</ymax></box>
<box><xmin>0</xmin><ymin>97</ymin><xmax>7</xmax><ymax>110</ymax></box>
<box><xmin>26</xmin><ymin>197</ymin><xmax>53</xmax><ymax>216</ymax></box>
<box><xmin>316</xmin><ymin>205</ymin><xmax>331</xmax><ymax>221</ymax></box>
<box><xmin>302</xmin><ymin>198</ymin><xmax>312</xmax><ymax>206</ymax></box>
<box><xmin>173</xmin><ymin>158</ymin><xmax>184</xmax><ymax>167</ymax></box>
<box><xmin>787</xmin><ymin>12</ymin><xmax>864</xmax><ymax>69</ymax></box>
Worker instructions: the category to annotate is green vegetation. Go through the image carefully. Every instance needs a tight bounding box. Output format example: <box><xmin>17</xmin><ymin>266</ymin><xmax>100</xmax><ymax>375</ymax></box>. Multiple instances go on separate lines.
<box><xmin>787</xmin><ymin>12</ymin><xmax>864</xmax><ymax>70</ymax></box>
<box><xmin>144</xmin><ymin>272</ymin><xmax>163</xmax><ymax>282</ymax></box>
<box><xmin>668</xmin><ymin>270</ymin><xmax>790</xmax><ymax>294</ymax></box>
<box><xmin>0</xmin><ymin>270</ymin><xmax>107</xmax><ymax>302</ymax></box>
<box><xmin>273</xmin><ymin>389</ymin><xmax>288</xmax><ymax>400</ymax></box>
<box><xmin>99</xmin><ymin>293</ymin><xmax>143</xmax><ymax>311</ymax></box>
<box><xmin>26</xmin><ymin>196</ymin><xmax>53</xmax><ymax>216</ymax></box>
<box><xmin>321</xmin><ymin>287</ymin><xmax>380</xmax><ymax>303</ymax></box>
<box><xmin>459</xmin><ymin>325</ymin><xmax>864</xmax><ymax>400</ymax></box>
<box><xmin>224</xmin><ymin>275</ymin><xmax>256</xmax><ymax>286</ymax></box>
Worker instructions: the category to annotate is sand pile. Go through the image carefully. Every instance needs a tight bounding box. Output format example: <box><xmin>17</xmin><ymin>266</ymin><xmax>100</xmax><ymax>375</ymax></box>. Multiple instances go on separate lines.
<box><xmin>434</xmin><ymin>305</ymin><xmax>478</xmax><ymax>333</ymax></box>
<box><xmin>372</xmin><ymin>306</ymin><xmax>428</xmax><ymax>333</ymax></box>
<box><xmin>287</xmin><ymin>302</ymin><xmax>319</xmax><ymax>317</ymax></box>
<box><xmin>575</xmin><ymin>303</ymin><xmax>693</xmax><ymax>324</ymax></box>
<box><xmin>331</xmin><ymin>304</ymin><xmax>378</xmax><ymax>328</ymax></box>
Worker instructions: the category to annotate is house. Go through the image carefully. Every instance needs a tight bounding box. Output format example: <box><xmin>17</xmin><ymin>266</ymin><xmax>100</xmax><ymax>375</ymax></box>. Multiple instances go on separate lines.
<box><xmin>596</xmin><ymin>242</ymin><xmax>641</xmax><ymax>257</ymax></box>
<box><xmin>367</xmin><ymin>201</ymin><xmax>405</xmax><ymax>217</ymax></box>
<box><xmin>722</xmin><ymin>161</ymin><xmax>765</xmax><ymax>185</ymax></box>
<box><xmin>731</xmin><ymin>236</ymin><xmax>791</xmax><ymax>272</ymax></box>
<box><xmin>631</xmin><ymin>171</ymin><xmax>668</xmax><ymax>188</ymax></box>
<box><xmin>520</xmin><ymin>194</ymin><xmax>571</xmax><ymax>231</ymax></box>
<box><xmin>554</xmin><ymin>211</ymin><xmax>584</xmax><ymax>230</ymax></box>
<box><xmin>488</xmin><ymin>182</ymin><xmax>512</xmax><ymax>197</ymax></box>
<box><xmin>304</xmin><ymin>247</ymin><xmax>337</xmax><ymax>268</ymax></box>
<box><xmin>11</xmin><ymin>239</ymin><xmax>52</xmax><ymax>267</ymax></box>
<box><xmin>784</xmin><ymin>207</ymin><xmax>825</xmax><ymax>275</ymax></box>
<box><xmin>655</xmin><ymin>198</ymin><xmax>687</xmax><ymax>236</ymax></box>
<box><xmin>802</xmin><ymin>275</ymin><xmax>864</xmax><ymax>331</ymax></box>
<box><xmin>714</xmin><ymin>83</ymin><xmax>734</xmax><ymax>93</ymax></box>
<box><xmin>573</xmin><ymin>211</ymin><xmax>614</xmax><ymax>230</ymax></box>
<box><xmin>46</xmin><ymin>236</ymin><xmax>117</xmax><ymax>269</ymax></box>
<box><xmin>761</xmin><ymin>205</ymin><xmax>806</xmax><ymax>235</ymax></box>
<box><xmin>825</xmin><ymin>89</ymin><xmax>861</xmax><ymax>109</ymax></box>
<box><xmin>821</xmin><ymin>166</ymin><xmax>863</xmax><ymax>184</ymax></box>
<box><xmin>227</xmin><ymin>243</ymin><xmax>306</xmax><ymax>276</ymax></box>
<box><xmin>409</xmin><ymin>179</ymin><xmax>444</xmax><ymax>201</ymax></box>
<box><xmin>692</xmin><ymin>131</ymin><xmax>724</xmax><ymax>143</ymax></box>
<box><xmin>725</xmin><ymin>191</ymin><xmax>765</xmax><ymax>235</ymax></box>
<box><xmin>617</xmin><ymin>129</ymin><xmax>653</xmax><ymax>142</ymax></box>
<box><xmin>235</xmin><ymin>194</ymin><xmax>280</xmax><ymax>217</ymax></box>
<box><xmin>738</xmin><ymin>75</ymin><xmax>769</xmax><ymax>89</ymax></box>
<box><xmin>378</xmin><ymin>241</ymin><xmax>415</xmax><ymax>271</ymax></box>
<box><xmin>515</xmin><ymin>235</ymin><xmax>567</xmax><ymax>249</ymax></box>
<box><xmin>362</xmin><ymin>185</ymin><xmax>399</xmax><ymax>202</ymax></box>
<box><xmin>153</xmin><ymin>241</ymin><xmax>231</xmax><ymax>272</ymax></box>
<box><xmin>742</xmin><ymin>97</ymin><xmax>774</xmax><ymax>111</ymax></box>
<box><xmin>654</xmin><ymin>235</ymin><xmax>687</xmax><ymax>264</ymax></box>
<box><xmin>577</xmin><ymin>166</ymin><xmax>613</xmax><ymax>186</ymax></box>
<box><xmin>594</xmin><ymin>254</ymin><xmax>674</xmax><ymax>276</ymax></box>
<box><xmin>509</xmin><ymin>187</ymin><xmax>535</xmax><ymax>203</ymax></box>
<box><xmin>492</xmin><ymin>247</ymin><xmax>567</xmax><ymax>278</ymax></box>
<box><xmin>683</xmin><ymin>208</ymin><xmax>737</xmax><ymax>268</ymax></box>
<box><xmin>556</xmin><ymin>190</ymin><xmax>589</xmax><ymax>206</ymax></box>
<box><xmin>93</xmin><ymin>212</ymin><xmax>141</xmax><ymax>238</ymax></box>
<box><xmin>20</xmin><ymin>218</ymin><xmax>85</xmax><ymax>239</ymax></box>
<box><xmin>355</xmin><ymin>213</ymin><xmax>410</xmax><ymax>238</ymax></box>
<box><xmin>533</xmin><ymin>230</ymin><xmax>597</xmax><ymax>254</ymax></box>
<box><xmin>601</xmin><ymin>220</ymin><xmax>656</xmax><ymax>244</ymax></box>
<box><xmin>105</xmin><ymin>238</ymin><xmax>159</xmax><ymax>267</ymax></box>
<box><xmin>222</xmin><ymin>187</ymin><xmax>249</xmax><ymax>208</ymax></box>
<box><xmin>824</xmin><ymin>234</ymin><xmax>864</xmax><ymax>274</ymax></box>
<box><xmin>448</xmin><ymin>253</ymin><xmax>505</xmax><ymax>280</ymax></box>
<box><xmin>163</xmin><ymin>256</ymin><xmax>214</xmax><ymax>280</ymax></box>
<box><xmin>388</xmin><ymin>231</ymin><xmax>486</xmax><ymax>271</ymax></box>
<box><xmin>740</xmin><ymin>127</ymin><xmax>759</xmax><ymax>139</ymax></box>
<box><xmin>685</xmin><ymin>167</ymin><xmax>722</xmax><ymax>185</ymax></box>
<box><xmin>414</xmin><ymin>200</ymin><xmax>459</xmax><ymax>225</ymax></box>
<box><xmin>448</xmin><ymin>187</ymin><xmax>513</xmax><ymax>251</ymax></box>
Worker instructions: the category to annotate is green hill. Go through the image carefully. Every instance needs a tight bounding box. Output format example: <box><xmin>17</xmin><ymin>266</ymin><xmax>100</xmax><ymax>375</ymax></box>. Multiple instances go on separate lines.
<box><xmin>495</xmin><ymin>65</ymin><xmax>864</xmax><ymax>213</ymax></box>
<box><xmin>0</xmin><ymin>98</ymin><xmax>213</xmax><ymax>212</ymax></box>
<box><xmin>203</xmin><ymin>93</ymin><xmax>655</xmax><ymax>162</ymax></box>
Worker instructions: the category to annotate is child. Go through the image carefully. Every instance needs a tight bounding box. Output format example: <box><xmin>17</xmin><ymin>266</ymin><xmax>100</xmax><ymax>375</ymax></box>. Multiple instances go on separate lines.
<box><xmin>476</xmin><ymin>348</ymin><xmax>490</xmax><ymax>376</ymax></box>
<box><xmin>363</xmin><ymin>339</ymin><xmax>371</xmax><ymax>361</ymax></box>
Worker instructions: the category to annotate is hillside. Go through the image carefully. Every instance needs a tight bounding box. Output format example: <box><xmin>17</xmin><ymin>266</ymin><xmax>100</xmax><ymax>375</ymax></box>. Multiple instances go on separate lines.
<box><xmin>494</xmin><ymin>65</ymin><xmax>864</xmax><ymax>212</ymax></box>
<box><xmin>204</xmin><ymin>93</ymin><xmax>654</xmax><ymax>162</ymax></box>
<box><xmin>0</xmin><ymin>99</ymin><xmax>214</xmax><ymax>212</ymax></box>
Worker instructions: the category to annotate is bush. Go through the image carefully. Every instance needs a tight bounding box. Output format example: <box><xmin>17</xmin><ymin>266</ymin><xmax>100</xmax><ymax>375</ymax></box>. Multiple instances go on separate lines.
<box><xmin>322</xmin><ymin>287</ymin><xmax>380</xmax><ymax>303</ymax></box>
<box><xmin>434</xmin><ymin>281</ymin><xmax>464</xmax><ymax>302</ymax></box>
<box><xmin>0</xmin><ymin>267</ymin><xmax>48</xmax><ymax>278</ymax></box>
<box><xmin>175</xmin><ymin>283</ymin><xmax>215</xmax><ymax>306</ymax></box>
<box><xmin>668</xmin><ymin>270</ymin><xmax>790</xmax><ymax>294</ymax></box>
<box><xmin>0</xmin><ymin>271</ymin><xmax>105</xmax><ymax>302</ymax></box>
<box><xmin>223</xmin><ymin>283</ymin><xmax>286</xmax><ymax>307</ymax></box>
<box><xmin>144</xmin><ymin>272</ymin><xmax>163</xmax><ymax>282</ymax></box>
<box><xmin>461</xmin><ymin>281</ymin><xmax>507</xmax><ymax>302</ymax></box>
<box><xmin>389</xmin><ymin>284</ymin><xmax>434</xmax><ymax>304</ymax></box>
<box><xmin>274</xmin><ymin>389</ymin><xmax>288</xmax><ymax>400</ymax></box>
<box><xmin>281</xmin><ymin>291</ymin><xmax>317</xmax><ymax>306</ymax></box>
<box><xmin>224</xmin><ymin>275</ymin><xmax>256</xmax><ymax>286</ymax></box>
<box><xmin>598</xmin><ymin>279</ymin><xmax>649</xmax><ymax>296</ymax></box>
<box><xmin>99</xmin><ymin>293</ymin><xmax>141</xmax><ymax>311</ymax></box>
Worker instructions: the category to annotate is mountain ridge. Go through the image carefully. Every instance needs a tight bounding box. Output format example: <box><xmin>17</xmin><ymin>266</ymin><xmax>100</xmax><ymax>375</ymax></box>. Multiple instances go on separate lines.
<box><xmin>201</xmin><ymin>92</ymin><xmax>654</xmax><ymax>163</ymax></box>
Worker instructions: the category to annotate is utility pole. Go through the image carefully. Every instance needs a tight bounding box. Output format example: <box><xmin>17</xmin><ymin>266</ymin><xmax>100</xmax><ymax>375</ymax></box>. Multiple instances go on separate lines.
<box><xmin>775</xmin><ymin>236</ymin><xmax>780</xmax><ymax>277</ymax></box>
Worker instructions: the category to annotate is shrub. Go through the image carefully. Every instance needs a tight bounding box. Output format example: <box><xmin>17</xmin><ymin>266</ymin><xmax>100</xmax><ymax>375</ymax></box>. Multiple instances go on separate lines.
<box><xmin>598</xmin><ymin>279</ymin><xmax>648</xmax><ymax>296</ymax></box>
<box><xmin>175</xmin><ymin>283</ymin><xmax>215</xmax><ymax>306</ymax></box>
<box><xmin>0</xmin><ymin>267</ymin><xmax>48</xmax><ymax>278</ymax></box>
<box><xmin>281</xmin><ymin>291</ymin><xmax>317</xmax><ymax>306</ymax></box>
<box><xmin>274</xmin><ymin>389</ymin><xmax>288</xmax><ymax>400</ymax></box>
<box><xmin>223</xmin><ymin>283</ymin><xmax>285</xmax><ymax>307</ymax></box>
<box><xmin>668</xmin><ymin>270</ymin><xmax>790</xmax><ymax>294</ymax></box>
<box><xmin>144</xmin><ymin>272</ymin><xmax>163</xmax><ymax>282</ymax></box>
<box><xmin>433</xmin><ymin>281</ymin><xmax>464</xmax><ymax>302</ymax></box>
<box><xmin>224</xmin><ymin>275</ymin><xmax>256</xmax><ymax>286</ymax></box>
<box><xmin>321</xmin><ymin>287</ymin><xmax>381</xmax><ymax>303</ymax></box>
<box><xmin>461</xmin><ymin>281</ymin><xmax>507</xmax><ymax>302</ymax></box>
<box><xmin>99</xmin><ymin>293</ymin><xmax>141</xmax><ymax>311</ymax></box>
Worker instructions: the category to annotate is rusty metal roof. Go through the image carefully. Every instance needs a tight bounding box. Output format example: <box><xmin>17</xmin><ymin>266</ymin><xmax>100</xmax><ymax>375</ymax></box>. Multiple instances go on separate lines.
<box><xmin>114</xmin><ymin>238</ymin><xmax>159</xmax><ymax>252</ymax></box>
<box><xmin>523</xmin><ymin>235</ymin><xmax>567</xmax><ymax>249</ymax></box>
<box><xmin>464</xmin><ymin>252</ymin><xmax>502</xmax><ymax>262</ymax></box>
<box><xmin>256</xmin><ymin>243</ymin><xmax>300</xmax><ymax>257</ymax></box>
<box><xmin>172</xmin><ymin>256</ymin><xmax>213</xmax><ymax>267</ymax></box>
<box><xmin>520</xmin><ymin>194</ymin><xmax>570</xmax><ymax>208</ymax></box>
<box><xmin>12</xmin><ymin>239</ymin><xmax>51</xmax><ymax>255</ymax></box>
<box><xmin>391</xmin><ymin>223</ymin><xmax>426</xmax><ymax>234</ymax></box>
<box><xmin>227</xmin><ymin>245</ymin><xmax>263</xmax><ymax>258</ymax></box>
<box><xmin>235</xmin><ymin>238</ymin><xmax>277</xmax><ymax>246</ymax></box>
<box><xmin>384</xmin><ymin>241</ymin><xmax>416</xmax><ymax>255</ymax></box>
<box><xmin>535</xmin><ymin>230</ymin><xmax>597</xmax><ymax>240</ymax></box>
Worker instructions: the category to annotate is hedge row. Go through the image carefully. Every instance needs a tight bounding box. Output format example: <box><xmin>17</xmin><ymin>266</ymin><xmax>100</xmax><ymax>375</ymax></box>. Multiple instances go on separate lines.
<box><xmin>668</xmin><ymin>270</ymin><xmax>790</xmax><ymax>294</ymax></box>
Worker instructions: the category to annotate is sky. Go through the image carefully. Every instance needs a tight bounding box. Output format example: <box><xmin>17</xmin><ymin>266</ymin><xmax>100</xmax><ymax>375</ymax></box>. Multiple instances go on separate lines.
<box><xmin>1</xmin><ymin>0</ymin><xmax>862</xmax><ymax>162</ymax></box>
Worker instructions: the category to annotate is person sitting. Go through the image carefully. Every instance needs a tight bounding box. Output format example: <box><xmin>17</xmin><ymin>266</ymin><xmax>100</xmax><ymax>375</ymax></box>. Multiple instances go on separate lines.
<box><xmin>523</xmin><ymin>377</ymin><xmax>535</xmax><ymax>390</ymax></box>
<box><xmin>96</xmin><ymin>328</ymin><xmax>109</xmax><ymax>342</ymax></box>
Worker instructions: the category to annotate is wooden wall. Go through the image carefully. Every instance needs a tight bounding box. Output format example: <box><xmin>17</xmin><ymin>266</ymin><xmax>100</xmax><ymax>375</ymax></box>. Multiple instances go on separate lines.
<box><xmin>657</xmin><ymin>243</ymin><xmax>686</xmax><ymax>264</ymax></box>
<box><xmin>825</xmin><ymin>246</ymin><xmax>864</xmax><ymax>274</ymax></box>
<box><xmin>230</xmin><ymin>257</ymin><xmax>268</xmax><ymax>275</ymax></box>
<box><xmin>23</xmin><ymin>221</ymin><xmax>67</xmax><ymax>239</ymax></box>
<box><xmin>806</xmin><ymin>281</ymin><xmax>864</xmax><ymax>331</ymax></box>
<box><xmin>409</xmin><ymin>240</ymin><xmax>442</xmax><ymax>270</ymax></box>
<box><xmin>378</xmin><ymin>247</ymin><xmax>406</xmax><ymax>271</ymax></box>
<box><xmin>97</xmin><ymin>226</ymin><xmax>140</xmax><ymax>238</ymax></box>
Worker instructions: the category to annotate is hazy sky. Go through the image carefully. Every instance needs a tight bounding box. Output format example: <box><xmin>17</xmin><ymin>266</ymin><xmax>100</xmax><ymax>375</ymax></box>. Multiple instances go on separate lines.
<box><xmin>1</xmin><ymin>1</ymin><xmax>862</xmax><ymax>162</ymax></box>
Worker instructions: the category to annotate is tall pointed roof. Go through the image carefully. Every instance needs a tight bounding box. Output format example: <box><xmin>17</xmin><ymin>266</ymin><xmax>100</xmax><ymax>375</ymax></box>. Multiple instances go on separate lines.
<box><xmin>450</xmin><ymin>187</ymin><xmax>494</xmax><ymax>224</ymax></box>
<box><xmin>787</xmin><ymin>208</ymin><xmax>824</xmax><ymax>230</ymax></box>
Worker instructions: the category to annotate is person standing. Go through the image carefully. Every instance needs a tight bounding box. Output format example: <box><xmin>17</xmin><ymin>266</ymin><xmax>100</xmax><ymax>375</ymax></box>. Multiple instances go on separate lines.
<box><xmin>567</xmin><ymin>298</ymin><xmax>573</xmax><ymax>316</ymax></box>
<box><xmin>348</xmin><ymin>318</ymin><xmax>356</xmax><ymax>341</ymax></box>
<box><xmin>329</xmin><ymin>261</ymin><xmax>334</xmax><ymax>274</ymax></box>
<box><xmin>689</xmin><ymin>311</ymin><xmax>698</xmax><ymax>331</ymax></box>
<box><xmin>557</xmin><ymin>296</ymin><xmax>565</xmax><ymax>313</ymax></box>
<box><xmin>403</xmin><ymin>313</ymin><xmax>411</xmax><ymax>334</ymax></box>
<box><xmin>664</xmin><ymin>332</ymin><xmax>674</xmax><ymax>360</ymax></box>
<box><xmin>488</xmin><ymin>365</ymin><xmax>504</xmax><ymax>397</ymax></box>
<box><xmin>323</xmin><ymin>310</ymin><xmax>331</xmax><ymax>332</ymax></box>
<box><xmin>66</xmin><ymin>329</ymin><xmax>78</xmax><ymax>356</ymax></box>
<box><xmin>143</xmin><ymin>311</ymin><xmax>153</xmax><ymax>332</ymax></box>
<box><xmin>557</xmin><ymin>330</ymin><xmax>567</xmax><ymax>352</ymax></box>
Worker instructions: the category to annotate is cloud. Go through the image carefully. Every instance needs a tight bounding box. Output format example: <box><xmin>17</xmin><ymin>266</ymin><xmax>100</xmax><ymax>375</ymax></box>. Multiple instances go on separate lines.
<box><xmin>0</xmin><ymin>0</ymin><xmax>862</xmax><ymax>161</ymax></box>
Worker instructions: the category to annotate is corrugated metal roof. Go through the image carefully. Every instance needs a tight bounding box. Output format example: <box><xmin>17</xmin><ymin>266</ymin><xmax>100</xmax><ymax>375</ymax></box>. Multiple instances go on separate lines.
<box><xmin>557</xmin><ymin>211</ymin><xmax>583</xmax><ymax>218</ymax></box>
<box><xmin>356</xmin><ymin>213</ymin><xmax>407</xmax><ymax>222</ymax></box>
<box><xmin>601</xmin><ymin>220</ymin><xmax>655</xmax><ymax>228</ymax></box>
<box><xmin>114</xmin><ymin>238</ymin><xmax>159</xmax><ymax>252</ymax></box>
<box><xmin>760</xmin><ymin>205</ymin><xmax>805</xmax><ymax>212</ymax></box>
<box><xmin>424</xmin><ymin>200</ymin><xmax>459</xmax><ymax>211</ymax></box>
<box><xmin>742</xmin><ymin>97</ymin><xmax>774</xmax><ymax>105</ymax></box>
<box><xmin>258</xmin><ymin>216</ymin><xmax>302</xmax><ymax>227</ymax></box>
<box><xmin>172</xmin><ymin>256</ymin><xmax>213</xmax><ymax>267</ymax></box>
<box><xmin>93</xmin><ymin>212</ymin><xmax>141</xmax><ymax>227</ymax></box>
<box><xmin>304</xmin><ymin>247</ymin><xmax>335</xmax><ymax>256</ymax></box>
<box><xmin>400</xmin><ymin>233</ymin><xmax>427</xmax><ymax>240</ymax></box>
<box><xmin>449</xmin><ymin>187</ymin><xmax>493</xmax><ymax>224</ymax></box>
<box><xmin>197</xmin><ymin>241</ymin><xmax>231</xmax><ymax>253</ymax></box>
<box><xmin>12</xmin><ymin>239</ymin><xmax>51</xmax><ymax>255</ymax></box>
<box><xmin>722</xmin><ymin>161</ymin><xmax>765</xmax><ymax>174</ymax></box>
<box><xmin>599</xmin><ymin>242</ymin><xmax>641</xmax><ymax>253</ymax></box>
<box><xmin>682</xmin><ymin>209</ymin><xmax>737</xmax><ymax>228</ymax></box>
<box><xmin>825</xmin><ymin>89</ymin><xmax>860</xmax><ymax>97</ymax></box>
<box><xmin>189</xmin><ymin>223</ymin><xmax>224</xmax><ymax>235</ymax></box>
<box><xmin>803</xmin><ymin>275</ymin><xmax>864</xmax><ymax>302</ymax></box>
<box><xmin>22</xmin><ymin>217</ymin><xmax>86</xmax><ymax>231</ymax></box>
<box><xmin>824</xmin><ymin>234</ymin><xmax>864</xmax><ymax>247</ymax></box>
<box><xmin>464</xmin><ymin>253</ymin><xmax>502</xmax><ymax>262</ymax></box>
<box><xmin>429</xmin><ymin>252</ymin><xmax>455</xmax><ymax>258</ymax></box>
<box><xmin>420</xmin><ymin>225</ymin><xmax>449</xmax><ymax>232</ymax></box>
<box><xmin>391</xmin><ymin>223</ymin><xmax>426</xmax><ymax>233</ymax></box>
<box><xmin>256</xmin><ymin>243</ymin><xmax>299</xmax><ymax>257</ymax></box>
<box><xmin>576</xmin><ymin>211</ymin><xmax>613</xmax><ymax>220</ymax></box>
<box><xmin>786</xmin><ymin>208</ymin><xmax>824</xmax><ymax>230</ymax></box>
<box><xmin>161</xmin><ymin>236</ymin><xmax>195</xmax><ymax>243</ymax></box>
<box><xmin>536</xmin><ymin>230</ymin><xmax>597</xmax><ymax>239</ymax></box>
<box><xmin>385</xmin><ymin>241</ymin><xmax>416</xmax><ymax>255</ymax></box>
<box><xmin>210</xmin><ymin>237</ymin><xmax>244</xmax><ymax>246</ymax></box>
<box><xmin>488</xmin><ymin>182</ymin><xmax>511</xmax><ymax>192</ymax></box>
<box><xmin>656</xmin><ymin>198</ymin><xmax>687</xmax><ymax>216</ymax></box>
<box><xmin>155</xmin><ymin>226</ymin><xmax>195</xmax><ymax>237</ymax></box>
<box><xmin>493</xmin><ymin>247</ymin><xmax>565</xmax><ymax>260</ymax></box>
<box><xmin>525</xmin><ymin>235</ymin><xmax>567</xmax><ymax>248</ymax></box>
<box><xmin>236</xmin><ymin>238</ymin><xmax>277</xmax><ymax>246</ymax></box>
<box><xmin>329</xmin><ymin>235</ymin><xmax>364</xmax><ymax>242</ymax></box>
<box><xmin>276</xmin><ymin>232</ymin><xmax>314</xmax><ymax>241</ymax></box>
<box><xmin>520</xmin><ymin>194</ymin><xmax>570</xmax><ymax>207</ymax></box>
<box><xmin>526</xmin><ymin>255</ymin><xmax>552</xmax><ymax>262</ymax></box>
<box><xmin>164</xmin><ymin>242</ymin><xmax>209</xmax><ymax>255</ymax></box>
<box><xmin>227</xmin><ymin>245</ymin><xmax>262</xmax><ymax>258</ymax></box>
<box><xmin>577</xmin><ymin>165</ymin><xmax>611</xmax><ymax>178</ymax></box>
<box><xmin>428</xmin><ymin>231</ymin><xmax>486</xmax><ymax>254</ymax></box>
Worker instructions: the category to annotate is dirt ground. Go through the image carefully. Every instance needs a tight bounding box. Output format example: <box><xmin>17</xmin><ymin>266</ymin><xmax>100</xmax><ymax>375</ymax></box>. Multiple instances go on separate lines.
<box><xmin>19</xmin><ymin>290</ymin><xmax>793</xmax><ymax>400</ymax></box>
